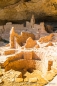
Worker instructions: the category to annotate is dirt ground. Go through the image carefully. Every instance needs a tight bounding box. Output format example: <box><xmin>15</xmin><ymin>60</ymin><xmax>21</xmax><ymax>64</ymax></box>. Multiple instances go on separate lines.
<box><xmin>0</xmin><ymin>68</ymin><xmax>57</xmax><ymax>86</ymax></box>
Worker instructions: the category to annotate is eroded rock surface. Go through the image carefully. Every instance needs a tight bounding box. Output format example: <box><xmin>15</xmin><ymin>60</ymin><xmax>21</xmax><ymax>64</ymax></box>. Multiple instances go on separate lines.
<box><xmin>0</xmin><ymin>0</ymin><xmax>57</xmax><ymax>22</ymax></box>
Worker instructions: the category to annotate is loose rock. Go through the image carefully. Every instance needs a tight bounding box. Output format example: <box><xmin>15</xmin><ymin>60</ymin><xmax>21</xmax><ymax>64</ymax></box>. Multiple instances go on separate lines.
<box><xmin>15</xmin><ymin>78</ymin><xmax>23</xmax><ymax>82</ymax></box>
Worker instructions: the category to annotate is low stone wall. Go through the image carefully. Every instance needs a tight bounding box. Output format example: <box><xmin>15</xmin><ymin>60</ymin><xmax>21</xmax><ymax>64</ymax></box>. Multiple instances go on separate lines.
<box><xmin>3</xmin><ymin>49</ymin><xmax>16</xmax><ymax>55</ymax></box>
<box><xmin>4</xmin><ymin>59</ymin><xmax>36</xmax><ymax>71</ymax></box>
<box><xmin>39</xmin><ymin>34</ymin><xmax>54</xmax><ymax>43</ymax></box>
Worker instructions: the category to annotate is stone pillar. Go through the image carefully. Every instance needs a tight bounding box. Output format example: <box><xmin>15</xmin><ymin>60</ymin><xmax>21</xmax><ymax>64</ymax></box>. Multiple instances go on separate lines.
<box><xmin>10</xmin><ymin>27</ymin><xmax>15</xmax><ymax>48</ymax></box>
<box><xmin>30</xmin><ymin>14</ymin><xmax>35</xmax><ymax>28</ymax></box>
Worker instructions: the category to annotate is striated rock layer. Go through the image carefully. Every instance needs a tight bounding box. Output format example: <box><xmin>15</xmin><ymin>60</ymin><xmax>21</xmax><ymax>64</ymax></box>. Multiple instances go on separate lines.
<box><xmin>0</xmin><ymin>0</ymin><xmax>57</xmax><ymax>24</ymax></box>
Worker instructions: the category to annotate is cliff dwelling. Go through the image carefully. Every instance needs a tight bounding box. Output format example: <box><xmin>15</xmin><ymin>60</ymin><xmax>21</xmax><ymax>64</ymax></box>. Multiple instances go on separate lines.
<box><xmin>0</xmin><ymin>21</ymin><xmax>57</xmax><ymax>85</ymax></box>
<box><xmin>0</xmin><ymin>0</ymin><xmax>57</xmax><ymax>86</ymax></box>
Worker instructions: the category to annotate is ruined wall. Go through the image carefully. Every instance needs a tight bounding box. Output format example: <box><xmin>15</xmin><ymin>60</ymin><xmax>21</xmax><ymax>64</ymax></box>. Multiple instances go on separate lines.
<box><xmin>10</xmin><ymin>27</ymin><xmax>35</xmax><ymax>48</ymax></box>
<box><xmin>39</xmin><ymin>34</ymin><xmax>54</xmax><ymax>43</ymax></box>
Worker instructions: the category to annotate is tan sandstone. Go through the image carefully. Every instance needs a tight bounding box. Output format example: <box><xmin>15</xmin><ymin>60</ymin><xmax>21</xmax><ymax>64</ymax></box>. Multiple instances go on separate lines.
<box><xmin>39</xmin><ymin>34</ymin><xmax>54</xmax><ymax>43</ymax></box>
<box><xmin>29</xmin><ymin>77</ymin><xmax>38</xmax><ymax>83</ymax></box>
<box><xmin>15</xmin><ymin>78</ymin><xmax>23</xmax><ymax>82</ymax></box>
<box><xmin>24</xmin><ymin>51</ymin><xmax>32</xmax><ymax>60</ymax></box>
<box><xmin>25</xmin><ymin>37</ymin><xmax>37</xmax><ymax>48</ymax></box>
<box><xmin>4</xmin><ymin>59</ymin><xmax>36</xmax><ymax>71</ymax></box>
<box><xmin>34</xmin><ymin>44</ymin><xmax>40</xmax><ymax>48</ymax></box>
<box><xmin>3</xmin><ymin>50</ymin><xmax>15</xmax><ymax>55</ymax></box>
<box><xmin>45</xmin><ymin>42</ymin><xmax>53</xmax><ymax>47</ymax></box>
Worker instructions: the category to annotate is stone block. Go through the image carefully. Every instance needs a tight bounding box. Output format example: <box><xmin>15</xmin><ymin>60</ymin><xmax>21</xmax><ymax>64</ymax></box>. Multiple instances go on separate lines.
<box><xmin>15</xmin><ymin>78</ymin><xmax>23</xmax><ymax>82</ymax></box>
<box><xmin>24</xmin><ymin>78</ymin><xmax>28</xmax><ymax>82</ymax></box>
<box><xmin>9</xmin><ymin>70</ymin><xmax>22</xmax><ymax>79</ymax></box>
<box><xmin>29</xmin><ymin>77</ymin><xmax>37</xmax><ymax>83</ymax></box>
<box><xmin>15</xmin><ymin>71</ymin><xmax>22</xmax><ymax>78</ymax></box>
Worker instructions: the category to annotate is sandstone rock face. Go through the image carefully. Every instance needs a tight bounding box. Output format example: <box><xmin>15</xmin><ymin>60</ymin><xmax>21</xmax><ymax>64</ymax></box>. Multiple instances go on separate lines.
<box><xmin>0</xmin><ymin>0</ymin><xmax>57</xmax><ymax>22</ymax></box>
